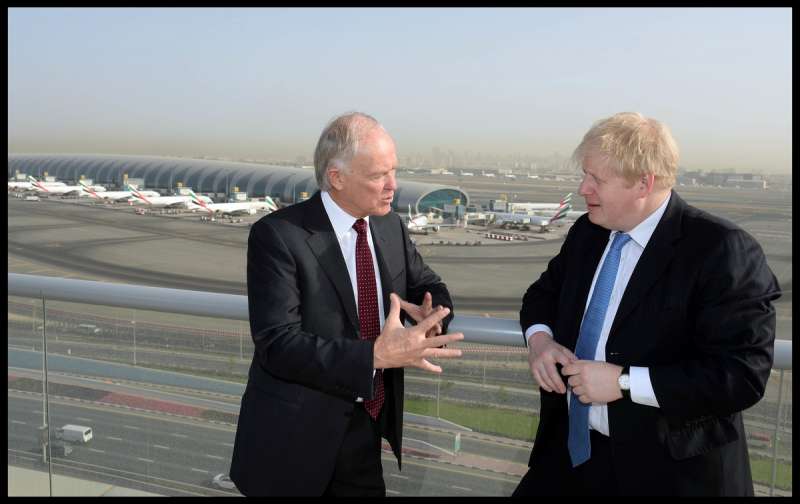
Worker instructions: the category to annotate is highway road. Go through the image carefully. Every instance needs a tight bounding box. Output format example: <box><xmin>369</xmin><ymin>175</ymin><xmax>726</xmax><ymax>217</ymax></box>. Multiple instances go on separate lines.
<box><xmin>8</xmin><ymin>392</ymin><xmax>524</xmax><ymax>496</ymax></box>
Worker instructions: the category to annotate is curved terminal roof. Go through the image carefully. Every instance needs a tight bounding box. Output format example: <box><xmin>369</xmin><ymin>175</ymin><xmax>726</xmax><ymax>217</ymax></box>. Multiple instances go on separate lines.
<box><xmin>8</xmin><ymin>154</ymin><xmax>468</xmax><ymax>213</ymax></box>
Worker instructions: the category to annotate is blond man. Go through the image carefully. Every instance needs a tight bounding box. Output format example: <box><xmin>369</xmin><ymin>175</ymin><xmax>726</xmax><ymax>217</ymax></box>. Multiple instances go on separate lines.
<box><xmin>515</xmin><ymin>112</ymin><xmax>780</xmax><ymax>496</ymax></box>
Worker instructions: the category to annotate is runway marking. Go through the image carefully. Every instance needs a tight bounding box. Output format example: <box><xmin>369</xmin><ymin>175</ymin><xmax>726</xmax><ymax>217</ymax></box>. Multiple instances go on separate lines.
<box><xmin>123</xmin><ymin>424</ymin><xmax>141</xmax><ymax>430</ymax></box>
<box><xmin>170</xmin><ymin>433</ymin><xmax>189</xmax><ymax>438</ymax></box>
<box><xmin>11</xmin><ymin>420</ymin><xmax>26</xmax><ymax>425</ymax></box>
<box><xmin>153</xmin><ymin>444</ymin><xmax>170</xmax><ymax>450</ymax></box>
<box><xmin>452</xmin><ymin>485</ymin><xmax>473</xmax><ymax>492</ymax></box>
<box><xmin>191</xmin><ymin>468</ymin><xmax>209</xmax><ymax>474</ymax></box>
<box><xmin>205</xmin><ymin>454</ymin><xmax>225</xmax><ymax>460</ymax></box>
<box><xmin>390</xmin><ymin>474</ymin><xmax>409</xmax><ymax>480</ymax></box>
<box><xmin>88</xmin><ymin>448</ymin><xmax>105</xmax><ymax>454</ymax></box>
<box><xmin>218</xmin><ymin>442</ymin><xmax>234</xmax><ymax>447</ymax></box>
<box><xmin>137</xmin><ymin>457</ymin><xmax>155</xmax><ymax>463</ymax></box>
<box><xmin>21</xmin><ymin>268</ymin><xmax>59</xmax><ymax>275</ymax></box>
<box><xmin>107</xmin><ymin>436</ymin><xmax>123</xmax><ymax>441</ymax></box>
<box><xmin>387</xmin><ymin>489</ymin><xmax>400</xmax><ymax>495</ymax></box>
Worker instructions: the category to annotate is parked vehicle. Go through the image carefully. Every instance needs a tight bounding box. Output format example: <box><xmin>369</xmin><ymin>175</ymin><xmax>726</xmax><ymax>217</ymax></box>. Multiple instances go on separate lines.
<box><xmin>55</xmin><ymin>424</ymin><xmax>93</xmax><ymax>444</ymax></box>
<box><xmin>210</xmin><ymin>473</ymin><xmax>236</xmax><ymax>491</ymax></box>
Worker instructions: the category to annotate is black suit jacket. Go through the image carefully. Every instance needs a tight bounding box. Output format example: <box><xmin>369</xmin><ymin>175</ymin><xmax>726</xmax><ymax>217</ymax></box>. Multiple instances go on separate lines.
<box><xmin>519</xmin><ymin>192</ymin><xmax>780</xmax><ymax>496</ymax></box>
<box><xmin>230</xmin><ymin>192</ymin><xmax>453</xmax><ymax>496</ymax></box>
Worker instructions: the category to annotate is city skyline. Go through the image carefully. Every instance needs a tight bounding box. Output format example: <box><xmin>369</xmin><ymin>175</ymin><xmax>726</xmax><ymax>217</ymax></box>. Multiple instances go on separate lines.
<box><xmin>9</xmin><ymin>7</ymin><xmax>792</xmax><ymax>174</ymax></box>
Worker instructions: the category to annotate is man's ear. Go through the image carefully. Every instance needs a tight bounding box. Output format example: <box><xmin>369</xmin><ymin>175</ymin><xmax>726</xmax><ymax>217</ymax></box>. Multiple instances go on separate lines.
<box><xmin>328</xmin><ymin>166</ymin><xmax>344</xmax><ymax>191</ymax></box>
<box><xmin>639</xmin><ymin>173</ymin><xmax>656</xmax><ymax>195</ymax></box>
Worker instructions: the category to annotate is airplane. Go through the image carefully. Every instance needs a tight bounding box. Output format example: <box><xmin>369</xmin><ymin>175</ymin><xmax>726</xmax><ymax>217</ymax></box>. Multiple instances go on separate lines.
<box><xmin>128</xmin><ymin>186</ymin><xmax>199</xmax><ymax>209</ymax></box>
<box><xmin>405</xmin><ymin>205</ymin><xmax>441</xmax><ymax>234</ymax></box>
<box><xmin>79</xmin><ymin>181</ymin><xmax>158</xmax><ymax>202</ymax></box>
<box><xmin>489</xmin><ymin>199</ymin><xmax>573</xmax><ymax>233</ymax></box>
<box><xmin>507</xmin><ymin>192</ymin><xmax>573</xmax><ymax>212</ymax></box>
<box><xmin>404</xmin><ymin>205</ymin><xmax>468</xmax><ymax>234</ymax></box>
<box><xmin>26</xmin><ymin>176</ymin><xmax>106</xmax><ymax>196</ymax></box>
<box><xmin>185</xmin><ymin>189</ymin><xmax>277</xmax><ymax>216</ymax></box>
<box><xmin>8</xmin><ymin>180</ymin><xmax>37</xmax><ymax>191</ymax></box>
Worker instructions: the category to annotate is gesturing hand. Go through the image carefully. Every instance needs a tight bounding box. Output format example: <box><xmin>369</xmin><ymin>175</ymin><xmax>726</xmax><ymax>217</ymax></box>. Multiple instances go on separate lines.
<box><xmin>399</xmin><ymin>291</ymin><xmax>443</xmax><ymax>338</ymax></box>
<box><xmin>374</xmin><ymin>293</ymin><xmax>464</xmax><ymax>373</ymax></box>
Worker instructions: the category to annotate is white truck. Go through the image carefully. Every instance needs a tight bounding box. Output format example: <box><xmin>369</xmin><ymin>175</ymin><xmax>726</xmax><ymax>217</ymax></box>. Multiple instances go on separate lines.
<box><xmin>55</xmin><ymin>424</ymin><xmax>93</xmax><ymax>443</ymax></box>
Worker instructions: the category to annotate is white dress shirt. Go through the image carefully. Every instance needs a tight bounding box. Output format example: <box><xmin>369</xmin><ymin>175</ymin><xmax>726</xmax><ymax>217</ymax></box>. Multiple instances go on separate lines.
<box><xmin>321</xmin><ymin>191</ymin><xmax>384</xmax><ymax>401</ymax></box>
<box><xmin>525</xmin><ymin>193</ymin><xmax>671</xmax><ymax>435</ymax></box>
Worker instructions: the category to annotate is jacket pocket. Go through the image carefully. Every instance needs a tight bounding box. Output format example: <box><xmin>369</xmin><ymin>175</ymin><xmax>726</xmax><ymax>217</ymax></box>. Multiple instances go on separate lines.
<box><xmin>660</xmin><ymin>414</ymin><xmax>739</xmax><ymax>460</ymax></box>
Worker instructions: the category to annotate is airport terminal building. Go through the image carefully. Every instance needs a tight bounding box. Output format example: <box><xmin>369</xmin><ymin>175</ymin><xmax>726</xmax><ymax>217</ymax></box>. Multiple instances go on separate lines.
<box><xmin>8</xmin><ymin>154</ymin><xmax>468</xmax><ymax>213</ymax></box>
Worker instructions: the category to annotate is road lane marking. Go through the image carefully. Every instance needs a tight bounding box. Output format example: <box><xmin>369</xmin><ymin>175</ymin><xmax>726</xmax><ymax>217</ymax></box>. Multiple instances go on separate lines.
<box><xmin>452</xmin><ymin>486</ymin><xmax>472</xmax><ymax>492</ymax></box>
<box><xmin>218</xmin><ymin>442</ymin><xmax>234</xmax><ymax>447</ymax></box>
<box><xmin>205</xmin><ymin>454</ymin><xmax>225</xmax><ymax>460</ymax></box>
<box><xmin>137</xmin><ymin>458</ymin><xmax>154</xmax><ymax>463</ymax></box>
<box><xmin>170</xmin><ymin>433</ymin><xmax>189</xmax><ymax>438</ymax></box>
<box><xmin>387</xmin><ymin>490</ymin><xmax>400</xmax><ymax>495</ymax></box>
<box><xmin>107</xmin><ymin>436</ymin><xmax>123</xmax><ymax>441</ymax></box>
<box><xmin>390</xmin><ymin>474</ymin><xmax>409</xmax><ymax>480</ymax></box>
<box><xmin>123</xmin><ymin>425</ymin><xmax>141</xmax><ymax>430</ymax></box>
<box><xmin>191</xmin><ymin>468</ymin><xmax>209</xmax><ymax>474</ymax></box>
<box><xmin>153</xmin><ymin>445</ymin><xmax>170</xmax><ymax>450</ymax></box>
<box><xmin>88</xmin><ymin>448</ymin><xmax>105</xmax><ymax>454</ymax></box>
<box><xmin>77</xmin><ymin>417</ymin><xmax>92</xmax><ymax>422</ymax></box>
<box><xmin>11</xmin><ymin>420</ymin><xmax>26</xmax><ymax>425</ymax></box>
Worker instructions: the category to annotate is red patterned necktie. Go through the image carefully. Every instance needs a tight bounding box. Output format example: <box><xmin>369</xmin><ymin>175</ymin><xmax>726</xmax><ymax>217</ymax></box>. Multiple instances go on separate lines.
<box><xmin>353</xmin><ymin>218</ymin><xmax>385</xmax><ymax>420</ymax></box>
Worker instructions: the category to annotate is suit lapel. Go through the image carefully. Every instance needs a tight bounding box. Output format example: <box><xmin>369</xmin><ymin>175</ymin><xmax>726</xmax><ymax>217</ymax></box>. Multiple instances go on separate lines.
<box><xmin>608</xmin><ymin>191</ymin><xmax>684</xmax><ymax>341</ymax></box>
<box><xmin>369</xmin><ymin>216</ymin><xmax>399</xmax><ymax>319</ymax></box>
<box><xmin>303</xmin><ymin>193</ymin><xmax>360</xmax><ymax>331</ymax></box>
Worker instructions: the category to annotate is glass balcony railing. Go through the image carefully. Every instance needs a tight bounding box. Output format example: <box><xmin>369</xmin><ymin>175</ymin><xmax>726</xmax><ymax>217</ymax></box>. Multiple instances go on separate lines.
<box><xmin>7</xmin><ymin>274</ymin><xmax>793</xmax><ymax>496</ymax></box>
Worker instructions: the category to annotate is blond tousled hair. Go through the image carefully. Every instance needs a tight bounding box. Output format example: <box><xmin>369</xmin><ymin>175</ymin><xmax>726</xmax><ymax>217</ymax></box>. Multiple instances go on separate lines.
<box><xmin>572</xmin><ymin>112</ymin><xmax>679</xmax><ymax>190</ymax></box>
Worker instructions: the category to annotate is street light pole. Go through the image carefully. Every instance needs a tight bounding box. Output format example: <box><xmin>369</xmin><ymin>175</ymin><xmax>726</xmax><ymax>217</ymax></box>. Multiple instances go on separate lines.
<box><xmin>132</xmin><ymin>310</ymin><xmax>137</xmax><ymax>366</ymax></box>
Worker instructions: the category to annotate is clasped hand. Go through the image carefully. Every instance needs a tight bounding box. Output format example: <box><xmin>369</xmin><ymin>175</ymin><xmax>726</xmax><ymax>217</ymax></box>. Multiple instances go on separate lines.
<box><xmin>373</xmin><ymin>293</ymin><xmax>463</xmax><ymax>373</ymax></box>
<box><xmin>526</xmin><ymin>333</ymin><xmax>623</xmax><ymax>403</ymax></box>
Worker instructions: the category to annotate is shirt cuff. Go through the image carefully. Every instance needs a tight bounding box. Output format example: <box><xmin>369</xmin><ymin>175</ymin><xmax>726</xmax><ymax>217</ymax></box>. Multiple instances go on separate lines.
<box><xmin>525</xmin><ymin>324</ymin><xmax>554</xmax><ymax>346</ymax></box>
<box><xmin>356</xmin><ymin>369</ymin><xmax>378</xmax><ymax>403</ymax></box>
<box><xmin>630</xmin><ymin>366</ymin><xmax>660</xmax><ymax>408</ymax></box>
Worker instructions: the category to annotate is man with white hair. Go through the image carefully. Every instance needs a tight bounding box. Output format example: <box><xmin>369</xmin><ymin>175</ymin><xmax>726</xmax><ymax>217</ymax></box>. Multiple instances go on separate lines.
<box><xmin>230</xmin><ymin>112</ymin><xmax>462</xmax><ymax>496</ymax></box>
<box><xmin>514</xmin><ymin>112</ymin><xmax>780</xmax><ymax>496</ymax></box>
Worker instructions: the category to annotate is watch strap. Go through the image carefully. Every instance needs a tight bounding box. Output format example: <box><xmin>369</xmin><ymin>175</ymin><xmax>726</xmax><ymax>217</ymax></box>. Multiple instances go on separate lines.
<box><xmin>620</xmin><ymin>365</ymin><xmax>631</xmax><ymax>400</ymax></box>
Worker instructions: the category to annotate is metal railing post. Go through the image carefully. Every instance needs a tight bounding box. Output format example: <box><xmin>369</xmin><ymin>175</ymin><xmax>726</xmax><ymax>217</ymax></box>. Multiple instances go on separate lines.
<box><xmin>769</xmin><ymin>370</ymin><xmax>785</xmax><ymax>496</ymax></box>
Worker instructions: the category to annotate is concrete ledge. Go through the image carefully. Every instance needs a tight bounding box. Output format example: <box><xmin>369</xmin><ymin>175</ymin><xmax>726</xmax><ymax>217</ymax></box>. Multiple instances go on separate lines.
<box><xmin>8</xmin><ymin>465</ymin><xmax>161</xmax><ymax>496</ymax></box>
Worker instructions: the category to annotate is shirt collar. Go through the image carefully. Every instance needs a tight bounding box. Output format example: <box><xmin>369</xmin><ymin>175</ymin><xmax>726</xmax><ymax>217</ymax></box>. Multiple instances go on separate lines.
<box><xmin>321</xmin><ymin>191</ymin><xmax>369</xmax><ymax>239</ymax></box>
<box><xmin>614</xmin><ymin>192</ymin><xmax>671</xmax><ymax>249</ymax></box>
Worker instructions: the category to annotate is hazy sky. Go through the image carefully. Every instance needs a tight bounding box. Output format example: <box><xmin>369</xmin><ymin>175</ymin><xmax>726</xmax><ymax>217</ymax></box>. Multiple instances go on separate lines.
<box><xmin>8</xmin><ymin>7</ymin><xmax>792</xmax><ymax>173</ymax></box>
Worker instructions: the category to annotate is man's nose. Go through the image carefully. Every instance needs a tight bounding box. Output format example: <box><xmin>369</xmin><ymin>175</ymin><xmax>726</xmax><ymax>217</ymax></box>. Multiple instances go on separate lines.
<box><xmin>578</xmin><ymin>177</ymin><xmax>591</xmax><ymax>196</ymax></box>
<box><xmin>386</xmin><ymin>173</ymin><xmax>398</xmax><ymax>191</ymax></box>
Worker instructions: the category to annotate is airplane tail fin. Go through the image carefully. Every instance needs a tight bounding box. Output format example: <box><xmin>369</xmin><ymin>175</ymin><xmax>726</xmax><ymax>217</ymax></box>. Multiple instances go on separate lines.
<box><xmin>185</xmin><ymin>188</ymin><xmax>212</xmax><ymax>213</ymax></box>
<box><xmin>27</xmin><ymin>175</ymin><xmax>48</xmax><ymax>192</ymax></box>
<box><xmin>79</xmin><ymin>180</ymin><xmax>100</xmax><ymax>198</ymax></box>
<box><xmin>263</xmin><ymin>196</ymin><xmax>278</xmax><ymax>212</ymax></box>
<box><xmin>127</xmin><ymin>185</ymin><xmax>150</xmax><ymax>204</ymax></box>
<box><xmin>549</xmin><ymin>202</ymin><xmax>572</xmax><ymax>223</ymax></box>
<box><xmin>559</xmin><ymin>192</ymin><xmax>573</xmax><ymax>207</ymax></box>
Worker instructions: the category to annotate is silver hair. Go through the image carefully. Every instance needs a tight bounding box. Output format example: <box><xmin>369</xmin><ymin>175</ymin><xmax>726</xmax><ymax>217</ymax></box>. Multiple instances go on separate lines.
<box><xmin>313</xmin><ymin>111</ymin><xmax>386</xmax><ymax>191</ymax></box>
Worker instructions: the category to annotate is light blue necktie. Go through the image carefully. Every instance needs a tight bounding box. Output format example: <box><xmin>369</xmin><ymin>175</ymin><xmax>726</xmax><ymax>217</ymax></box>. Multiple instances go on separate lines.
<box><xmin>568</xmin><ymin>232</ymin><xmax>631</xmax><ymax>467</ymax></box>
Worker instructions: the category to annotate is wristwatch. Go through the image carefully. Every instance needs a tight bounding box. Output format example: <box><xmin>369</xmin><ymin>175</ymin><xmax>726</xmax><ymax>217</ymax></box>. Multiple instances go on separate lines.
<box><xmin>618</xmin><ymin>366</ymin><xmax>631</xmax><ymax>400</ymax></box>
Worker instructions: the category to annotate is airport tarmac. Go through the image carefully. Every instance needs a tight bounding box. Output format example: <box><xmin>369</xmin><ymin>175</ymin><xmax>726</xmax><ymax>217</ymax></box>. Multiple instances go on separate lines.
<box><xmin>7</xmin><ymin>178</ymin><xmax>792</xmax><ymax>339</ymax></box>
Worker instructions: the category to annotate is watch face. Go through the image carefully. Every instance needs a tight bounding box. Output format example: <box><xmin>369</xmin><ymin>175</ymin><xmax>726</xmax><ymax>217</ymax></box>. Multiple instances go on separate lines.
<box><xmin>619</xmin><ymin>374</ymin><xmax>630</xmax><ymax>390</ymax></box>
